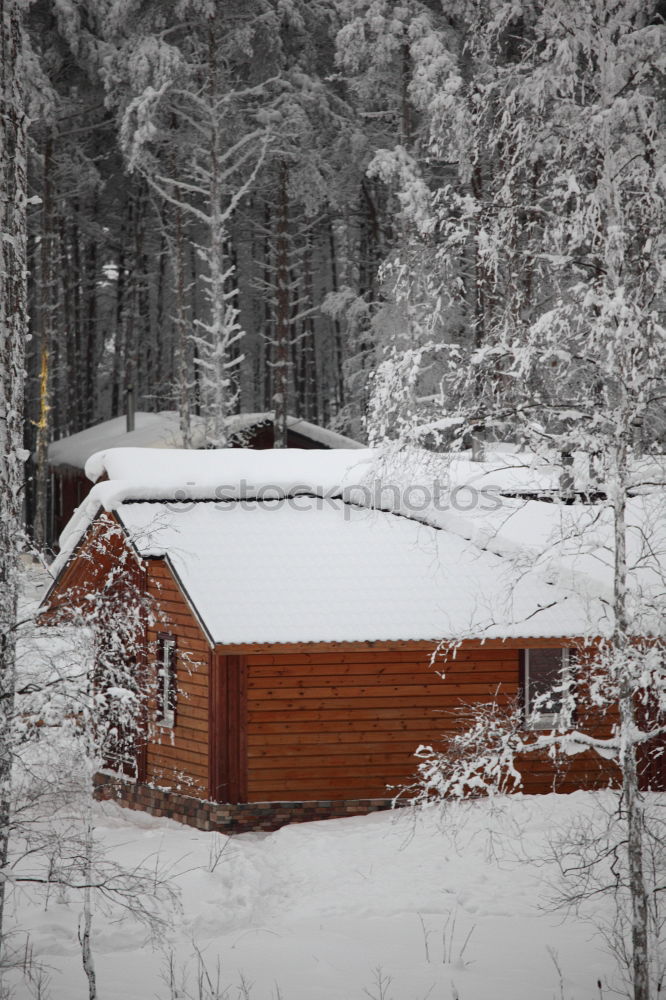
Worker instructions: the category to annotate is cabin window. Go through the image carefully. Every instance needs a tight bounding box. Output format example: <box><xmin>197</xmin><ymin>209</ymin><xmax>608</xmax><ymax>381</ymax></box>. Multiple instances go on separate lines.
<box><xmin>521</xmin><ymin>648</ymin><xmax>572</xmax><ymax>730</ymax></box>
<box><xmin>156</xmin><ymin>635</ymin><xmax>177</xmax><ymax>727</ymax></box>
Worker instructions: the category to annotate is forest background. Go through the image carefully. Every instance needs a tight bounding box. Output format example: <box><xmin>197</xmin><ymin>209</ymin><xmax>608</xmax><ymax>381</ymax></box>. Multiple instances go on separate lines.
<box><xmin>15</xmin><ymin>0</ymin><xmax>666</xmax><ymax>532</ymax></box>
<box><xmin>26</xmin><ymin>0</ymin><xmax>423</xmax><ymax>484</ymax></box>
<box><xmin>2</xmin><ymin>5</ymin><xmax>666</xmax><ymax>997</ymax></box>
<box><xmin>20</xmin><ymin>0</ymin><xmax>664</xmax><ymax>520</ymax></box>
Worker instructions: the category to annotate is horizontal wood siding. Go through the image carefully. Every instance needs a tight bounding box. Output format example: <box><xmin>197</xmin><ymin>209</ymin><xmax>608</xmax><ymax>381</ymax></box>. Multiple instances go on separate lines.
<box><xmin>244</xmin><ymin>644</ymin><xmax>618</xmax><ymax>802</ymax></box>
<box><xmin>244</xmin><ymin>645</ymin><xmax>512</xmax><ymax>801</ymax></box>
<box><xmin>145</xmin><ymin>559</ymin><xmax>210</xmax><ymax>797</ymax></box>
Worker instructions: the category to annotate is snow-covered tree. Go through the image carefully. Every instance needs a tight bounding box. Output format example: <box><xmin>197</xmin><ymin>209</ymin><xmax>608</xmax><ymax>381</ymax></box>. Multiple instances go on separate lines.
<box><xmin>3</xmin><ymin>522</ymin><xmax>171</xmax><ymax>990</ymax></box>
<box><xmin>380</xmin><ymin>5</ymin><xmax>666</xmax><ymax>998</ymax></box>
<box><xmin>108</xmin><ymin>3</ymin><xmax>272</xmax><ymax>446</ymax></box>
<box><xmin>0</xmin><ymin>0</ymin><xmax>28</xmax><ymax>947</ymax></box>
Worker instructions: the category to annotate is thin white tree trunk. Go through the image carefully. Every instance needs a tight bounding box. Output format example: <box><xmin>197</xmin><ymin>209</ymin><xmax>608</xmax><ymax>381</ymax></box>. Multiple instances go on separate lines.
<box><xmin>79</xmin><ymin>818</ymin><xmax>97</xmax><ymax>1000</ymax></box>
<box><xmin>598</xmin><ymin>20</ymin><xmax>652</xmax><ymax>979</ymax></box>
<box><xmin>208</xmin><ymin>138</ymin><xmax>229</xmax><ymax>447</ymax></box>
<box><xmin>0</xmin><ymin>0</ymin><xmax>27</xmax><ymax>947</ymax></box>
<box><xmin>612</xmin><ymin>443</ymin><xmax>650</xmax><ymax>1000</ymax></box>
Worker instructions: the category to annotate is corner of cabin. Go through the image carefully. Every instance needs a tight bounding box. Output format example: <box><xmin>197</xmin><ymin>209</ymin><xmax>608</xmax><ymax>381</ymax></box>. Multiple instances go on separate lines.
<box><xmin>42</xmin><ymin>505</ymin><xmax>212</xmax><ymax>801</ymax></box>
<box><xmin>41</xmin><ymin>509</ymin><xmax>133</xmax><ymax>620</ymax></box>
<box><xmin>144</xmin><ymin>557</ymin><xmax>212</xmax><ymax>800</ymax></box>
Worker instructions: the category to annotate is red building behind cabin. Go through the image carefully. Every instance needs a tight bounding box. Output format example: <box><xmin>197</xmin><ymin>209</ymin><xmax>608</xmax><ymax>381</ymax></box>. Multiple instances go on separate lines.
<box><xmin>47</xmin><ymin>412</ymin><xmax>364</xmax><ymax>546</ymax></box>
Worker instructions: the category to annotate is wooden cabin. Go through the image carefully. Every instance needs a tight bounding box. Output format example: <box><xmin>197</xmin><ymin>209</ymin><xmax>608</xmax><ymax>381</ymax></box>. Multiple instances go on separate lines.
<box><xmin>42</xmin><ymin>447</ymin><xmax>651</xmax><ymax>834</ymax></box>
<box><xmin>47</xmin><ymin>412</ymin><xmax>363</xmax><ymax>547</ymax></box>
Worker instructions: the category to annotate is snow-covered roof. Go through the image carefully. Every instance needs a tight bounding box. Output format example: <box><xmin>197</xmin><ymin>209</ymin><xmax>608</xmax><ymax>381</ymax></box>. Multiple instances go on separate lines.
<box><xmin>48</xmin><ymin>412</ymin><xmax>363</xmax><ymax>472</ymax></box>
<box><xmin>117</xmin><ymin>499</ymin><xmax>601</xmax><ymax>645</ymax></box>
<box><xmin>52</xmin><ymin>448</ymin><xmax>377</xmax><ymax>577</ymax></box>
<box><xmin>225</xmin><ymin>412</ymin><xmax>365</xmax><ymax>450</ymax></box>
<box><xmin>83</xmin><ymin>445</ymin><xmax>376</xmax><ymax>490</ymax></box>
<box><xmin>365</xmin><ymin>448</ymin><xmax>666</xmax><ymax>636</ymax></box>
<box><xmin>47</xmin><ymin>412</ymin><xmax>207</xmax><ymax>470</ymax></box>
<box><xmin>47</xmin><ymin>446</ymin><xmax>615</xmax><ymax>645</ymax></box>
<box><xmin>47</xmin><ymin>445</ymin><xmax>666</xmax><ymax>644</ymax></box>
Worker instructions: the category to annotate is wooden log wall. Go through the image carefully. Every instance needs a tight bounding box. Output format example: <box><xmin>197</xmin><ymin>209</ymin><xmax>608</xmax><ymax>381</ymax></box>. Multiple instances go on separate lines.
<box><xmin>242</xmin><ymin>642</ymin><xmax>618</xmax><ymax>802</ymax></box>
<box><xmin>145</xmin><ymin>558</ymin><xmax>211</xmax><ymax>797</ymax></box>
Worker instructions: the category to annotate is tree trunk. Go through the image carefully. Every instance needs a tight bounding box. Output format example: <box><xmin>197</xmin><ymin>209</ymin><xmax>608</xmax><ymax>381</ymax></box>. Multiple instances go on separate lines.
<box><xmin>111</xmin><ymin>227</ymin><xmax>126</xmax><ymax>418</ymax></box>
<box><xmin>207</xmin><ymin>121</ymin><xmax>229</xmax><ymax>446</ymax></box>
<box><xmin>155</xmin><ymin>227</ymin><xmax>166</xmax><ymax>394</ymax></box>
<box><xmin>227</xmin><ymin>235</ymin><xmax>242</xmax><ymax>414</ymax></box>
<box><xmin>0</xmin><ymin>0</ymin><xmax>28</xmax><ymax>946</ymax></box>
<box><xmin>174</xmin><ymin>200</ymin><xmax>191</xmax><ymax>446</ymax></box>
<box><xmin>328</xmin><ymin>218</ymin><xmax>345</xmax><ymax>415</ymax></box>
<box><xmin>189</xmin><ymin>241</ymin><xmax>201</xmax><ymax>417</ymax></box>
<box><xmin>122</xmin><ymin>188</ymin><xmax>138</xmax><ymax>414</ymax></box>
<box><xmin>263</xmin><ymin>201</ymin><xmax>273</xmax><ymax>411</ymax></box>
<box><xmin>612</xmin><ymin>440</ymin><xmax>650</xmax><ymax>1000</ymax></box>
<box><xmin>200</xmin><ymin>14</ymin><xmax>245</xmax><ymax>447</ymax></box>
<box><xmin>302</xmin><ymin>230</ymin><xmax>316</xmax><ymax>421</ymax></box>
<box><xmin>60</xmin><ymin>219</ymin><xmax>73</xmax><ymax>431</ymax></box>
<box><xmin>83</xmin><ymin>199</ymin><xmax>97</xmax><ymax>426</ymax></box>
<box><xmin>79</xmin><ymin>821</ymin><xmax>97</xmax><ymax>1000</ymax></box>
<box><xmin>70</xmin><ymin>212</ymin><xmax>83</xmax><ymax>428</ymax></box>
<box><xmin>273</xmin><ymin>160</ymin><xmax>290</xmax><ymax>448</ymax></box>
<box><xmin>33</xmin><ymin>134</ymin><xmax>54</xmax><ymax>551</ymax></box>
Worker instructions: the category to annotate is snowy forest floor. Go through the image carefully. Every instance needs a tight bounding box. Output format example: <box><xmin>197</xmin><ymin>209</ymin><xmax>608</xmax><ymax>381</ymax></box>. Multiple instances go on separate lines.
<box><xmin>5</xmin><ymin>565</ymin><xmax>661</xmax><ymax>1000</ymax></box>
<box><xmin>7</xmin><ymin>781</ymin><xmax>657</xmax><ymax>999</ymax></box>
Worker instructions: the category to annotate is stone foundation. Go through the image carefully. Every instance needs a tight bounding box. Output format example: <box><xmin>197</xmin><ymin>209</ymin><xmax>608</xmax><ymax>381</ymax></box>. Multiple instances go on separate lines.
<box><xmin>93</xmin><ymin>771</ymin><xmax>395</xmax><ymax>833</ymax></box>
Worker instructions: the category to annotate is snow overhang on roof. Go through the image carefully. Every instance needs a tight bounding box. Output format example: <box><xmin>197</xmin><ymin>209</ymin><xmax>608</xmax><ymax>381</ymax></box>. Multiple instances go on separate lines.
<box><xmin>47</xmin><ymin>446</ymin><xmax>666</xmax><ymax>644</ymax></box>
<box><xmin>50</xmin><ymin>447</ymin><xmax>377</xmax><ymax>578</ymax></box>
<box><xmin>83</xmin><ymin>446</ymin><xmax>377</xmax><ymax>490</ymax></box>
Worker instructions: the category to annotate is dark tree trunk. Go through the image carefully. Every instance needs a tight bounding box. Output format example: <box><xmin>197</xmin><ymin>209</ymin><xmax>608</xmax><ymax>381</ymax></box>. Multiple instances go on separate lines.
<box><xmin>328</xmin><ymin>218</ymin><xmax>345</xmax><ymax>415</ymax></box>
<box><xmin>83</xmin><ymin>200</ymin><xmax>98</xmax><ymax>425</ymax></box>
<box><xmin>69</xmin><ymin>210</ymin><xmax>84</xmax><ymax>429</ymax></box>
<box><xmin>263</xmin><ymin>200</ymin><xmax>273</xmax><ymax>411</ymax></box>
<box><xmin>33</xmin><ymin>133</ymin><xmax>54</xmax><ymax>550</ymax></box>
<box><xmin>111</xmin><ymin>231</ymin><xmax>126</xmax><ymax>418</ymax></box>
<box><xmin>273</xmin><ymin>161</ymin><xmax>290</xmax><ymax>448</ymax></box>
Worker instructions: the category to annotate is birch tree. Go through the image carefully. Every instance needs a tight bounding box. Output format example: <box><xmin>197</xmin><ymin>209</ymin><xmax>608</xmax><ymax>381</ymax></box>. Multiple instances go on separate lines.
<box><xmin>3</xmin><ymin>521</ymin><xmax>173</xmax><ymax>992</ymax></box>
<box><xmin>381</xmin><ymin>4</ymin><xmax>666</xmax><ymax>998</ymax></box>
<box><xmin>0</xmin><ymin>0</ymin><xmax>28</xmax><ymax>948</ymax></box>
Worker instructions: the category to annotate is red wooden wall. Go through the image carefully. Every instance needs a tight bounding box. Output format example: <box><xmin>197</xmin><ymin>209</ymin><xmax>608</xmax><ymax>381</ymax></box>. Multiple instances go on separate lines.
<box><xmin>144</xmin><ymin>559</ymin><xmax>211</xmax><ymax>797</ymax></box>
<box><xmin>214</xmin><ymin>640</ymin><xmax>619</xmax><ymax>803</ymax></box>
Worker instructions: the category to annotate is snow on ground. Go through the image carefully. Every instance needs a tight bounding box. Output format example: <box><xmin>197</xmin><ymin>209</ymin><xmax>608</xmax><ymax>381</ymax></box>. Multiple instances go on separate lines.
<box><xmin>8</xmin><ymin>565</ymin><xmax>651</xmax><ymax>1000</ymax></box>
<box><xmin>5</xmin><ymin>790</ymin><xmax>635</xmax><ymax>1000</ymax></box>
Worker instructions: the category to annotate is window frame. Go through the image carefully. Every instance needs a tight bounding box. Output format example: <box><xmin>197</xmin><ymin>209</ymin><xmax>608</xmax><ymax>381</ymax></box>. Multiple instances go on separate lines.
<box><xmin>521</xmin><ymin>647</ymin><xmax>573</xmax><ymax>731</ymax></box>
<box><xmin>156</xmin><ymin>634</ymin><xmax>177</xmax><ymax>728</ymax></box>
